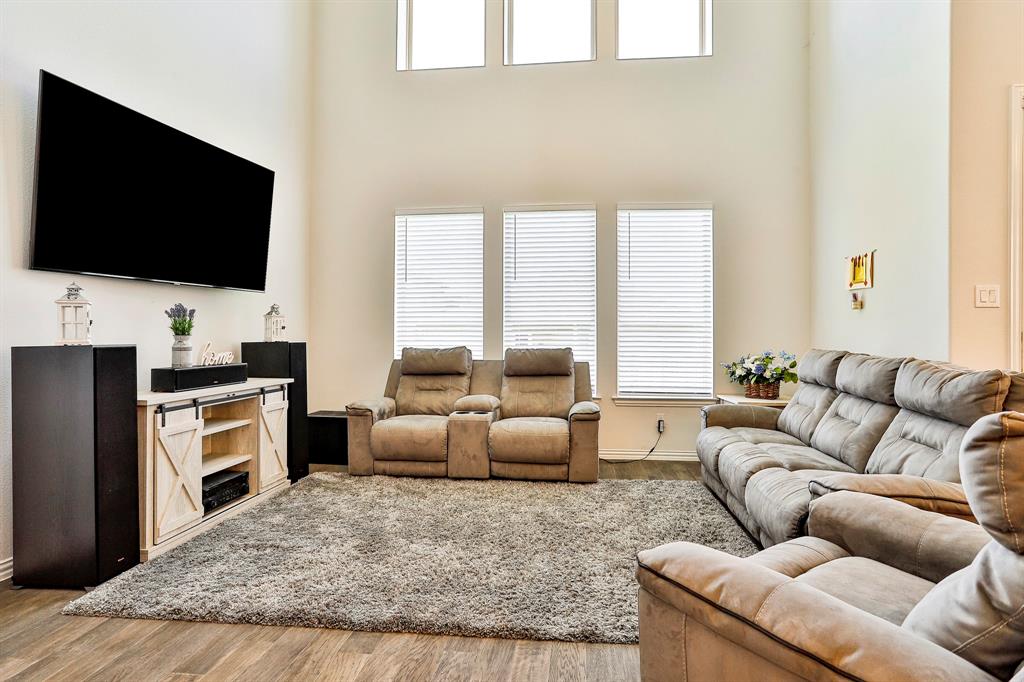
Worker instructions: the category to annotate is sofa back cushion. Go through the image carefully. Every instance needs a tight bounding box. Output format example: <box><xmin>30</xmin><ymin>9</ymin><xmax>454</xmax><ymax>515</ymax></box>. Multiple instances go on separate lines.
<box><xmin>500</xmin><ymin>348</ymin><xmax>575</xmax><ymax>419</ymax></box>
<box><xmin>395</xmin><ymin>347</ymin><xmax>472</xmax><ymax>415</ymax></box>
<box><xmin>809</xmin><ymin>354</ymin><xmax>902</xmax><ymax>471</ymax></box>
<box><xmin>776</xmin><ymin>349</ymin><xmax>847</xmax><ymax>444</ymax></box>
<box><xmin>901</xmin><ymin>412</ymin><xmax>1024</xmax><ymax>680</ymax></box>
<box><xmin>865</xmin><ymin>361</ymin><xmax>1010</xmax><ymax>481</ymax></box>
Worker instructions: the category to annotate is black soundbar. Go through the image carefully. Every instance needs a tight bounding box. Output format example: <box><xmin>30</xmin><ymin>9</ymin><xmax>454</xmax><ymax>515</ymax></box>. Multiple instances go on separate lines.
<box><xmin>151</xmin><ymin>363</ymin><xmax>248</xmax><ymax>392</ymax></box>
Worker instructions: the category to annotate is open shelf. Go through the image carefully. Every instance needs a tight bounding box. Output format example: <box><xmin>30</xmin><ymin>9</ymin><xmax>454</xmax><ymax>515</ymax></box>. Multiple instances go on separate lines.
<box><xmin>202</xmin><ymin>417</ymin><xmax>253</xmax><ymax>437</ymax></box>
<box><xmin>202</xmin><ymin>452</ymin><xmax>253</xmax><ymax>477</ymax></box>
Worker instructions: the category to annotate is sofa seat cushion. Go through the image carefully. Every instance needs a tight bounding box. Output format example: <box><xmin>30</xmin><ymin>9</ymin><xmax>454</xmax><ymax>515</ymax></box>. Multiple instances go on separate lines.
<box><xmin>370</xmin><ymin>415</ymin><xmax>448</xmax><ymax>462</ymax></box>
<box><xmin>489</xmin><ymin>417</ymin><xmax>569</xmax><ymax>464</ymax></box>
<box><xmin>795</xmin><ymin>556</ymin><xmax>935</xmax><ymax>625</ymax></box>
<box><xmin>719</xmin><ymin>442</ymin><xmax>854</xmax><ymax>503</ymax></box>
<box><xmin>745</xmin><ymin>469</ymin><xmax>823</xmax><ymax>547</ymax></box>
<box><xmin>696</xmin><ymin>426</ymin><xmax>803</xmax><ymax>479</ymax></box>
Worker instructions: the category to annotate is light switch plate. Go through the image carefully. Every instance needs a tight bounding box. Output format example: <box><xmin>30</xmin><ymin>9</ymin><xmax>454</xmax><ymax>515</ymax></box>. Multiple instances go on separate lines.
<box><xmin>975</xmin><ymin>285</ymin><xmax>1001</xmax><ymax>308</ymax></box>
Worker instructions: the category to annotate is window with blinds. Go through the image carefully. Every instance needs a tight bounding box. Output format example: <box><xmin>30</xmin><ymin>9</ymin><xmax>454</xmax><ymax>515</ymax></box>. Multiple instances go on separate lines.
<box><xmin>503</xmin><ymin>208</ymin><xmax>598</xmax><ymax>386</ymax></box>
<box><xmin>394</xmin><ymin>212</ymin><xmax>484</xmax><ymax>358</ymax></box>
<box><xmin>617</xmin><ymin>207</ymin><xmax>713</xmax><ymax>397</ymax></box>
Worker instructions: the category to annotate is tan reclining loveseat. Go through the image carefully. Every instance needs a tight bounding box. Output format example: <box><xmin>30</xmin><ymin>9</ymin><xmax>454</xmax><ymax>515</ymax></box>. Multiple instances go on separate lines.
<box><xmin>346</xmin><ymin>347</ymin><xmax>600</xmax><ymax>482</ymax></box>
<box><xmin>636</xmin><ymin>410</ymin><xmax>1024</xmax><ymax>681</ymax></box>
<box><xmin>698</xmin><ymin>349</ymin><xmax>1011</xmax><ymax>546</ymax></box>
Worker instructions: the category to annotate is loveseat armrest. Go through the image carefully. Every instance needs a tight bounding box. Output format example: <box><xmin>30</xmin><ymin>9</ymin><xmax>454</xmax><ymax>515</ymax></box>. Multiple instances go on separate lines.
<box><xmin>569</xmin><ymin>400</ymin><xmax>601</xmax><ymax>421</ymax></box>
<box><xmin>346</xmin><ymin>396</ymin><xmax>396</xmax><ymax>422</ymax></box>
<box><xmin>807</xmin><ymin>490</ymin><xmax>990</xmax><ymax>583</ymax></box>
<box><xmin>345</xmin><ymin>397</ymin><xmax>396</xmax><ymax>476</ymax></box>
<box><xmin>453</xmin><ymin>394</ymin><xmax>500</xmax><ymax>415</ymax></box>
<box><xmin>637</xmin><ymin>542</ymin><xmax>998</xmax><ymax>682</ymax></box>
<box><xmin>808</xmin><ymin>472</ymin><xmax>974</xmax><ymax>520</ymax></box>
<box><xmin>700</xmin><ymin>403</ymin><xmax>780</xmax><ymax>430</ymax></box>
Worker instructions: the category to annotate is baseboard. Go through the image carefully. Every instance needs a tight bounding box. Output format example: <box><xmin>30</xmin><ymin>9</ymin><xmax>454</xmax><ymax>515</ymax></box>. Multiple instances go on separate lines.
<box><xmin>599</xmin><ymin>449</ymin><xmax>698</xmax><ymax>462</ymax></box>
<box><xmin>0</xmin><ymin>556</ymin><xmax>12</xmax><ymax>582</ymax></box>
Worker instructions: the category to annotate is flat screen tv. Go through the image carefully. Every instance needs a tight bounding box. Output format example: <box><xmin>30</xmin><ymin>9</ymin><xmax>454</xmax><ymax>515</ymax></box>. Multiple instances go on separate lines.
<box><xmin>30</xmin><ymin>71</ymin><xmax>275</xmax><ymax>292</ymax></box>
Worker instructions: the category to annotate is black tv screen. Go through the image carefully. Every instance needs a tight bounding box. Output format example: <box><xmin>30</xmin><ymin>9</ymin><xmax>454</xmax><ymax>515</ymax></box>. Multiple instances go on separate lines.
<box><xmin>30</xmin><ymin>71</ymin><xmax>275</xmax><ymax>292</ymax></box>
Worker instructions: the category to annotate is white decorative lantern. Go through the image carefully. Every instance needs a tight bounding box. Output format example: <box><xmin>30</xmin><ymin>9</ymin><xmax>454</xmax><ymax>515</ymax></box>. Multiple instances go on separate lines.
<box><xmin>56</xmin><ymin>282</ymin><xmax>92</xmax><ymax>346</ymax></box>
<box><xmin>263</xmin><ymin>304</ymin><xmax>286</xmax><ymax>342</ymax></box>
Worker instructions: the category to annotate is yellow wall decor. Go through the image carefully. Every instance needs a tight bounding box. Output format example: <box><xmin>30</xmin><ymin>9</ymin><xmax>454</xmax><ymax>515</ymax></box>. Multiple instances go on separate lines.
<box><xmin>847</xmin><ymin>251</ymin><xmax>875</xmax><ymax>290</ymax></box>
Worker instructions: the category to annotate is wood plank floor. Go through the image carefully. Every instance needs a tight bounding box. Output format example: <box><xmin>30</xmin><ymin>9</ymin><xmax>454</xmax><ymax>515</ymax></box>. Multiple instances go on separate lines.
<box><xmin>0</xmin><ymin>460</ymin><xmax>701</xmax><ymax>682</ymax></box>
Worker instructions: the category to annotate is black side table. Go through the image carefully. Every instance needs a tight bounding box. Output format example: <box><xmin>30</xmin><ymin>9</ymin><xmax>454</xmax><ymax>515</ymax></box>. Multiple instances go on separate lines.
<box><xmin>309</xmin><ymin>410</ymin><xmax>348</xmax><ymax>466</ymax></box>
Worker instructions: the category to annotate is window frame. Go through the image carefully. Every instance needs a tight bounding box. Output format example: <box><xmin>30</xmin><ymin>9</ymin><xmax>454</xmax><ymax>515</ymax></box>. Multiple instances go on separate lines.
<box><xmin>396</xmin><ymin>0</ymin><xmax>488</xmax><ymax>72</ymax></box>
<box><xmin>613</xmin><ymin>202</ymin><xmax>715</xmax><ymax>404</ymax></box>
<box><xmin>503</xmin><ymin>0</ymin><xmax>597</xmax><ymax>67</ymax></box>
<box><xmin>615</xmin><ymin>0</ymin><xmax>714</xmax><ymax>61</ymax></box>
<box><xmin>501</xmin><ymin>203</ymin><xmax>599</xmax><ymax>388</ymax></box>
<box><xmin>393</xmin><ymin>206</ymin><xmax>486</xmax><ymax>358</ymax></box>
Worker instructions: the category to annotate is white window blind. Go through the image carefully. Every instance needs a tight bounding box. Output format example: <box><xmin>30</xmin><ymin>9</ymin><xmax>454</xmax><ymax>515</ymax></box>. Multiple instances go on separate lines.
<box><xmin>617</xmin><ymin>0</ymin><xmax>713</xmax><ymax>60</ymax></box>
<box><xmin>394</xmin><ymin>212</ymin><xmax>484</xmax><ymax>358</ymax></box>
<box><xmin>617</xmin><ymin>208</ymin><xmax>713</xmax><ymax>397</ymax></box>
<box><xmin>503</xmin><ymin>209</ymin><xmax>597</xmax><ymax>386</ymax></box>
<box><xmin>397</xmin><ymin>0</ymin><xmax>485</xmax><ymax>71</ymax></box>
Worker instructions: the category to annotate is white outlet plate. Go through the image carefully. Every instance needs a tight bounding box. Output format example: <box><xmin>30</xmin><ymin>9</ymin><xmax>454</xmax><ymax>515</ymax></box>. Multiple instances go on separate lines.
<box><xmin>975</xmin><ymin>285</ymin><xmax>1001</xmax><ymax>308</ymax></box>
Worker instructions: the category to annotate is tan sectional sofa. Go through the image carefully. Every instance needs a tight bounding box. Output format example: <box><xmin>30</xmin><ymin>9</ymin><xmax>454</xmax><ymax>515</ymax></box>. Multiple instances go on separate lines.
<box><xmin>346</xmin><ymin>346</ymin><xmax>600</xmax><ymax>482</ymax></box>
<box><xmin>637</xmin><ymin>410</ymin><xmax>1024</xmax><ymax>681</ymax></box>
<box><xmin>698</xmin><ymin>349</ymin><xmax>1011</xmax><ymax>546</ymax></box>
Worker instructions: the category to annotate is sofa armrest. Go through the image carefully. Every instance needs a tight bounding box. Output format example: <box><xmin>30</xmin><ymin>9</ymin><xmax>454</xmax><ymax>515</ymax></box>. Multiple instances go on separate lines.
<box><xmin>808</xmin><ymin>472</ymin><xmax>974</xmax><ymax>520</ymax></box>
<box><xmin>569</xmin><ymin>400</ymin><xmax>601</xmax><ymax>421</ymax></box>
<box><xmin>701</xmin><ymin>403</ymin><xmax>780</xmax><ymax>430</ymax></box>
<box><xmin>453</xmin><ymin>394</ymin><xmax>500</xmax><ymax>414</ymax></box>
<box><xmin>346</xmin><ymin>397</ymin><xmax>396</xmax><ymax>423</ymax></box>
<box><xmin>637</xmin><ymin>542</ymin><xmax>998</xmax><ymax>682</ymax></box>
<box><xmin>807</xmin><ymin>490</ymin><xmax>991</xmax><ymax>583</ymax></box>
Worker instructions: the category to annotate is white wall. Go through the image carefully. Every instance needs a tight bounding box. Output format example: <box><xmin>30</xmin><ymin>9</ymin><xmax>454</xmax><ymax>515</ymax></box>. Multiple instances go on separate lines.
<box><xmin>308</xmin><ymin>0</ymin><xmax>811</xmax><ymax>456</ymax></box>
<box><xmin>0</xmin><ymin>1</ymin><xmax>312</xmax><ymax>576</ymax></box>
<box><xmin>809</xmin><ymin>0</ymin><xmax>951</xmax><ymax>360</ymax></box>
<box><xmin>949</xmin><ymin>0</ymin><xmax>1024</xmax><ymax>370</ymax></box>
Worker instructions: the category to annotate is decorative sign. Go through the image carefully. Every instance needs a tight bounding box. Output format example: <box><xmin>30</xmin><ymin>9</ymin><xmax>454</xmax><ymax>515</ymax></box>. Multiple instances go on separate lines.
<box><xmin>847</xmin><ymin>251</ymin><xmax>875</xmax><ymax>290</ymax></box>
<box><xmin>199</xmin><ymin>341</ymin><xmax>235</xmax><ymax>366</ymax></box>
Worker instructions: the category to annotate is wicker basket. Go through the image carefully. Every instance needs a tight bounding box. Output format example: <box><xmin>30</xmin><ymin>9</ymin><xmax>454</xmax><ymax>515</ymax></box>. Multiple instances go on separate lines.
<box><xmin>745</xmin><ymin>382</ymin><xmax>781</xmax><ymax>400</ymax></box>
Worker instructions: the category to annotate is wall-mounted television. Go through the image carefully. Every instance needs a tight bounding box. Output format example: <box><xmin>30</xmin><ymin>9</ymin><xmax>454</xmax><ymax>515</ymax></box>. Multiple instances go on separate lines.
<box><xmin>30</xmin><ymin>71</ymin><xmax>275</xmax><ymax>292</ymax></box>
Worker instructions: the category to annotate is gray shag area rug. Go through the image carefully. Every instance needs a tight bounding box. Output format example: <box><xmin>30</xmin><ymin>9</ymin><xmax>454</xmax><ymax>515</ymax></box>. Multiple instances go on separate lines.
<box><xmin>64</xmin><ymin>472</ymin><xmax>756</xmax><ymax>643</ymax></box>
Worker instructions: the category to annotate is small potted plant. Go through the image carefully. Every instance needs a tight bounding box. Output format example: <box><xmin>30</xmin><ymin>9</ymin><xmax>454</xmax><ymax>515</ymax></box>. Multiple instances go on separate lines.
<box><xmin>723</xmin><ymin>350</ymin><xmax>798</xmax><ymax>400</ymax></box>
<box><xmin>165</xmin><ymin>303</ymin><xmax>196</xmax><ymax>368</ymax></box>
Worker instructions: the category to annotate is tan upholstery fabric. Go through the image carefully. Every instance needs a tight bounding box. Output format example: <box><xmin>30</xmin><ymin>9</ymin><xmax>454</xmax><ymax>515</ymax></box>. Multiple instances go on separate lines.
<box><xmin>453</xmin><ymin>394</ymin><xmax>500</xmax><ymax>413</ymax></box>
<box><xmin>796</xmin><ymin>556</ymin><xmax>935</xmax><ymax>625</ymax></box>
<box><xmin>776</xmin><ymin>383</ymin><xmax>839</xmax><ymax>444</ymax></box>
<box><xmin>568</xmin><ymin>400</ymin><xmax>600</xmax><ymax>421</ymax></box>
<box><xmin>568</xmin><ymin>417</ymin><xmax>599</xmax><ymax>482</ymax></box>
<box><xmin>904</xmin><ymin>543</ymin><xmax>1024</xmax><ymax>680</ymax></box>
<box><xmin>746</xmin><ymin>536</ymin><xmax>850</xmax><ymax>577</ymax></box>
<box><xmin>384</xmin><ymin>359</ymin><xmax>402</xmax><ymax>398</ymax></box>
<box><xmin>807</xmin><ymin>491</ymin><xmax>991</xmax><ymax>583</ymax></box>
<box><xmin>370</xmin><ymin>414</ymin><xmax>449</xmax><ymax>462</ymax></box>
<box><xmin>867</xmin><ymin>409</ymin><xmax>969</xmax><ymax>481</ymax></box>
<box><xmin>728</xmin><ymin>427</ymin><xmax>804</xmax><ymax>446</ymax></box>
<box><xmin>490</xmin><ymin>461</ymin><xmax>568</xmax><ymax>481</ymax></box>
<box><xmin>372</xmin><ymin>460</ymin><xmax>446</xmax><ymax>477</ymax></box>
<box><xmin>573</xmin><ymin>362</ymin><xmax>594</xmax><ymax>401</ymax></box>
<box><xmin>961</xmin><ymin>412</ymin><xmax>1024</xmax><ymax>553</ymax></box>
<box><xmin>808</xmin><ymin>472</ymin><xmax>974</xmax><ymax>520</ymax></box>
<box><xmin>467</xmin><ymin>360</ymin><xmax>503</xmax><ymax>397</ymax></box>
<box><xmin>399</xmin><ymin>346</ymin><xmax>472</xmax><ymax>375</ymax></box>
<box><xmin>499</xmin><ymin>375</ymin><xmax>575</xmax><ymax>419</ymax></box>
<box><xmin>809</xmin><ymin>393</ymin><xmax>900</xmax><ymax>471</ymax></box>
<box><xmin>395</xmin><ymin>373</ymin><xmax>471</xmax><ymax>416</ymax></box>
<box><xmin>346</xmin><ymin>397</ymin><xmax>396</xmax><ymax>422</ymax></box>
<box><xmin>894</xmin><ymin>360</ymin><xmax>1009</xmax><ymax>427</ymax></box>
<box><xmin>503</xmin><ymin>347</ymin><xmax>574</xmax><ymax>376</ymax></box>
<box><xmin>696</xmin><ymin>426</ymin><xmax>802</xmax><ymax>482</ymax></box>
<box><xmin>700</xmin><ymin>404</ymin><xmax>781</xmax><ymax>430</ymax></box>
<box><xmin>718</xmin><ymin>442</ymin><xmax>854</xmax><ymax>503</ymax></box>
<box><xmin>488</xmin><ymin>417</ymin><xmax>569</xmax><ymax>464</ymax></box>
<box><xmin>636</xmin><ymin>542</ymin><xmax>997</xmax><ymax>682</ymax></box>
<box><xmin>346</xmin><ymin>411</ymin><xmax>374</xmax><ymax>475</ymax></box>
<box><xmin>447</xmin><ymin>412</ymin><xmax>492</xmax><ymax>479</ymax></box>
<box><xmin>834</xmin><ymin>352</ymin><xmax>904</xmax><ymax>405</ymax></box>
<box><xmin>1005</xmin><ymin>371</ymin><xmax>1024</xmax><ymax>412</ymax></box>
<box><xmin>745</xmin><ymin>468</ymin><xmax>822</xmax><ymax>546</ymax></box>
<box><xmin>794</xmin><ymin>348</ymin><xmax>847</xmax><ymax>387</ymax></box>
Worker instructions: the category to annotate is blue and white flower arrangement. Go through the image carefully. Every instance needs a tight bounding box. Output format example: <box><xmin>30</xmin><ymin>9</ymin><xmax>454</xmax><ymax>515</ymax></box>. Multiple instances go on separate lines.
<box><xmin>723</xmin><ymin>350</ymin><xmax>798</xmax><ymax>388</ymax></box>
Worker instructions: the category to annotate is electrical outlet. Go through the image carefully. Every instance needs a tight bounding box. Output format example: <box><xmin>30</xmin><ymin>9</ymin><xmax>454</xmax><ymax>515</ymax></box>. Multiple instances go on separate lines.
<box><xmin>656</xmin><ymin>413</ymin><xmax>665</xmax><ymax>434</ymax></box>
